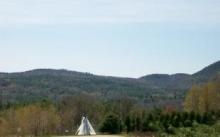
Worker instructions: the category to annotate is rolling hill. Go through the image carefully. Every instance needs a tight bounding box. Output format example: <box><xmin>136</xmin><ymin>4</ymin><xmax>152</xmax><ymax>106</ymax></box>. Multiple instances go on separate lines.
<box><xmin>0</xmin><ymin>61</ymin><xmax>220</xmax><ymax>105</ymax></box>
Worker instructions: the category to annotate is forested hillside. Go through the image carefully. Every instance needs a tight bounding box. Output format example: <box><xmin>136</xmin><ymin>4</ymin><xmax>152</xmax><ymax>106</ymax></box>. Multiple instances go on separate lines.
<box><xmin>0</xmin><ymin>61</ymin><xmax>220</xmax><ymax>106</ymax></box>
<box><xmin>0</xmin><ymin>76</ymin><xmax>220</xmax><ymax>137</ymax></box>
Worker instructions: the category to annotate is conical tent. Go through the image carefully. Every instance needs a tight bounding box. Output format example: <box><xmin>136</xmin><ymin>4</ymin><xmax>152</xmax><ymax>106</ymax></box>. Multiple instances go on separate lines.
<box><xmin>76</xmin><ymin>116</ymin><xmax>96</xmax><ymax>135</ymax></box>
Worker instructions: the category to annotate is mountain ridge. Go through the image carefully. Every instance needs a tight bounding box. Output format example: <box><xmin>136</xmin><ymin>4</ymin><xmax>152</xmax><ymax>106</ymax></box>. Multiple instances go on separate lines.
<box><xmin>0</xmin><ymin>60</ymin><xmax>220</xmax><ymax>104</ymax></box>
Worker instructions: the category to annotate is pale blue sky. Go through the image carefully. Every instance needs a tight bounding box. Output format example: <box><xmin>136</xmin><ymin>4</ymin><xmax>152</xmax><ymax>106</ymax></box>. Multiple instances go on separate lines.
<box><xmin>0</xmin><ymin>0</ymin><xmax>220</xmax><ymax>77</ymax></box>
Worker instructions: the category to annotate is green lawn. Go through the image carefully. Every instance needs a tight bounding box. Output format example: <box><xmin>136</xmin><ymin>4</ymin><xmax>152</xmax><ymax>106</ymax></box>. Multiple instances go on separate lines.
<box><xmin>54</xmin><ymin>135</ymin><xmax>124</xmax><ymax>137</ymax></box>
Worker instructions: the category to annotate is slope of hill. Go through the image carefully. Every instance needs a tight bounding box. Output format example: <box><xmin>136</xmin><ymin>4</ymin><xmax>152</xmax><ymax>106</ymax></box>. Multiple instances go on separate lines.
<box><xmin>0</xmin><ymin>61</ymin><xmax>220</xmax><ymax>105</ymax></box>
<box><xmin>139</xmin><ymin>73</ymin><xmax>192</xmax><ymax>89</ymax></box>
<box><xmin>0</xmin><ymin>69</ymin><xmax>151</xmax><ymax>103</ymax></box>
<box><xmin>193</xmin><ymin>61</ymin><xmax>220</xmax><ymax>82</ymax></box>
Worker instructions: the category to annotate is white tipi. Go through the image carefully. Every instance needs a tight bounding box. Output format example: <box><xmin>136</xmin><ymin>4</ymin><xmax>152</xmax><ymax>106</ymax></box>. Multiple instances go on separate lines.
<box><xmin>76</xmin><ymin>116</ymin><xmax>96</xmax><ymax>136</ymax></box>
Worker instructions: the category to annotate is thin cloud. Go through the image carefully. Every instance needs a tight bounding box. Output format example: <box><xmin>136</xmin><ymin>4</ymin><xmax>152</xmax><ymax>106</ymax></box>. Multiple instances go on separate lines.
<box><xmin>0</xmin><ymin>0</ymin><xmax>220</xmax><ymax>26</ymax></box>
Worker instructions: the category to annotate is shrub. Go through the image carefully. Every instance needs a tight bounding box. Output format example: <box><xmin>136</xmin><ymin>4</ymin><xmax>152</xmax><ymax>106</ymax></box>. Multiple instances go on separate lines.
<box><xmin>148</xmin><ymin>122</ymin><xmax>159</xmax><ymax>132</ymax></box>
<box><xmin>184</xmin><ymin>120</ymin><xmax>193</xmax><ymax>127</ymax></box>
<box><xmin>172</xmin><ymin>116</ymin><xmax>180</xmax><ymax>127</ymax></box>
<box><xmin>195</xmin><ymin>113</ymin><xmax>202</xmax><ymax>123</ymax></box>
<box><xmin>99</xmin><ymin>113</ymin><xmax>122</xmax><ymax>134</ymax></box>
<box><xmin>166</xmin><ymin>125</ymin><xmax>175</xmax><ymax>134</ymax></box>
<box><xmin>125</xmin><ymin>115</ymin><xmax>131</xmax><ymax>133</ymax></box>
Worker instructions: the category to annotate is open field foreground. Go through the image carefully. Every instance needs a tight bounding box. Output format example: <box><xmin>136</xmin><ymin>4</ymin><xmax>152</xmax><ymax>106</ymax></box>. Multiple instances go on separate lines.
<box><xmin>54</xmin><ymin>135</ymin><xmax>125</xmax><ymax>137</ymax></box>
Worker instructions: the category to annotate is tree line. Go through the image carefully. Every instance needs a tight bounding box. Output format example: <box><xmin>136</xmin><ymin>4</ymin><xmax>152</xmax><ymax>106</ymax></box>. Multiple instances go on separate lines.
<box><xmin>0</xmin><ymin>76</ymin><xmax>219</xmax><ymax>136</ymax></box>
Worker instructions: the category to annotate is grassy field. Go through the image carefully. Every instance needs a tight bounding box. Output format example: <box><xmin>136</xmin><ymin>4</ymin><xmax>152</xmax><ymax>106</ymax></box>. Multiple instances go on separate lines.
<box><xmin>54</xmin><ymin>135</ymin><xmax>125</xmax><ymax>137</ymax></box>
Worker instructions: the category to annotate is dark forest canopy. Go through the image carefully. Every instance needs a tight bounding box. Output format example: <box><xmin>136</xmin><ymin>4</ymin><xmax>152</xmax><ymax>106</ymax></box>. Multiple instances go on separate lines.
<box><xmin>0</xmin><ymin>60</ymin><xmax>220</xmax><ymax>107</ymax></box>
